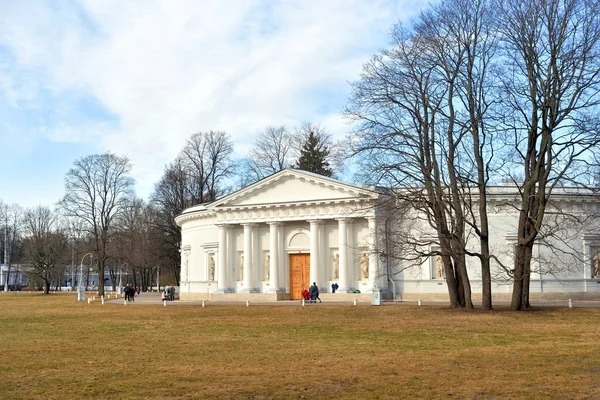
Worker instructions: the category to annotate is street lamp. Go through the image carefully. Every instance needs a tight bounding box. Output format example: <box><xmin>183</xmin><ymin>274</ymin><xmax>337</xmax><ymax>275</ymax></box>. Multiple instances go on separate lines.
<box><xmin>77</xmin><ymin>253</ymin><xmax>93</xmax><ymax>301</ymax></box>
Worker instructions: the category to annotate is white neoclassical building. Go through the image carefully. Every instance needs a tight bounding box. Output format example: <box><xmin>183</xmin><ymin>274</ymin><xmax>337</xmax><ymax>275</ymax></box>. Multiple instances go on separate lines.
<box><xmin>176</xmin><ymin>169</ymin><xmax>600</xmax><ymax>302</ymax></box>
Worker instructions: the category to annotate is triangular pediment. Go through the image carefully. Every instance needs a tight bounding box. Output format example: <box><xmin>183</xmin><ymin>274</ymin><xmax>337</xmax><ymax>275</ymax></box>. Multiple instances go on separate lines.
<box><xmin>208</xmin><ymin>169</ymin><xmax>377</xmax><ymax>209</ymax></box>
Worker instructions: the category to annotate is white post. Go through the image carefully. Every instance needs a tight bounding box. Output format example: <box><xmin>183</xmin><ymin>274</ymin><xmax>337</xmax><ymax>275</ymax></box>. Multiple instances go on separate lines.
<box><xmin>163</xmin><ymin>300</ymin><xmax>167</xmax><ymax>307</ymax></box>
<box><xmin>246</xmin><ymin>300</ymin><xmax>250</xmax><ymax>307</ymax></box>
<box><xmin>353</xmin><ymin>298</ymin><xmax>357</xmax><ymax>306</ymax></box>
<box><xmin>569</xmin><ymin>299</ymin><xmax>573</xmax><ymax>308</ymax></box>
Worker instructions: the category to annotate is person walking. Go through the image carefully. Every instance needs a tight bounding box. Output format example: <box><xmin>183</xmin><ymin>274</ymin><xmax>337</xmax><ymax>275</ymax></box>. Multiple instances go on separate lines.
<box><xmin>309</xmin><ymin>282</ymin><xmax>321</xmax><ymax>303</ymax></box>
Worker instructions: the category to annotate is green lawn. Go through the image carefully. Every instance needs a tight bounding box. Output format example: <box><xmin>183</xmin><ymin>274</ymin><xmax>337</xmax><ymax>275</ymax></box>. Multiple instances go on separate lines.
<box><xmin>0</xmin><ymin>293</ymin><xmax>599</xmax><ymax>399</ymax></box>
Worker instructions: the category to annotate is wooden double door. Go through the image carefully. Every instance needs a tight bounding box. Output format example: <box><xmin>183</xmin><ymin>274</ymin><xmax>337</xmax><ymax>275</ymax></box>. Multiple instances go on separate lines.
<box><xmin>289</xmin><ymin>254</ymin><xmax>310</xmax><ymax>300</ymax></box>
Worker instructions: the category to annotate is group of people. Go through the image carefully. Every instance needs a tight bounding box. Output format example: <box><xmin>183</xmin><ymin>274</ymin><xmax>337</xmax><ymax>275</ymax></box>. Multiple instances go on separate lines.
<box><xmin>161</xmin><ymin>284</ymin><xmax>175</xmax><ymax>301</ymax></box>
<box><xmin>302</xmin><ymin>282</ymin><xmax>322</xmax><ymax>303</ymax></box>
<box><xmin>123</xmin><ymin>283</ymin><xmax>139</xmax><ymax>301</ymax></box>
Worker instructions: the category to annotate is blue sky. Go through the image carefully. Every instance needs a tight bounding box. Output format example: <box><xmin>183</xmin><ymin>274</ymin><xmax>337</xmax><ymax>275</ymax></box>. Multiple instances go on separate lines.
<box><xmin>0</xmin><ymin>0</ymin><xmax>427</xmax><ymax>208</ymax></box>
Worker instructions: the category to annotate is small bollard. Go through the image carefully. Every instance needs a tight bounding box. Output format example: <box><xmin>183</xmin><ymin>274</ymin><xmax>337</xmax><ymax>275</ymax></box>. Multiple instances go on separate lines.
<box><xmin>107</xmin><ymin>294</ymin><xmax>111</xmax><ymax>299</ymax></box>
<box><xmin>87</xmin><ymin>298</ymin><xmax>91</xmax><ymax>304</ymax></box>
<box><xmin>246</xmin><ymin>300</ymin><xmax>250</xmax><ymax>307</ymax></box>
<box><xmin>202</xmin><ymin>300</ymin><xmax>205</xmax><ymax>307</ymax></box>
<box><xmin>569</xmin><ymin>299</ymin><xmax>573</xmax><ymax>308</ymax></box>
<box><xmin>353</xmin><ymin>298</ymin><xmax>357</xmax><ymax>306</ymax></box>
<box><xmin>418</xmin><ymin>299</ymin><xmax>422</xmax><ymax>306</ymax></box>
<box><xmin>101</xmin><ymin>297</ymin><xmax>104</xmax><ymax>305</ymax></box>
<box><xmin>302</xmin><ymin>299</ymin><xmax>305</xmax><ymax>307</ymax></box>
<box><xmin>163</xmin><ymin>300</ymin><xmax>167</xmax><ymax>307</ymax></box>
<box><xmin>123</xmin><ymin>299</ymin><xmax>127</xmax><ymax>305</ymax></box>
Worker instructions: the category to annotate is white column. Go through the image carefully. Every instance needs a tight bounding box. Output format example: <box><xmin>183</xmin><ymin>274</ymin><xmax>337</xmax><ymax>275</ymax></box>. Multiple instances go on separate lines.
<box><xmin>367</xmin><ymin>217</ymin><xmax>380</xmax><ymax>290</ymax></box>
<box><xmin>268</xmin><ymin>222</ymin><xmax>282</xmax><ymax>292</ymax></box>
<box><xmin>309</xmin><ymin>220</ymin><xmax>321</xmax><ymax>287</ymax></box>
<box><xmin>242</xmin><ymin>223</ymin><xmax>254</xmax><ymax>292</ymax></box>
<box><xmin>338</xmin><ymin>218</ymin><xmax>350</xmax><ymax>292</ymax></box>
<box><xmin>216</xmin><ymin>225</ymin><xmax>232</xmax><ymax>292</ymax></box>
<box><xmin>227</xmin><ymin>228</ymin><xmax>235</xmax><ymax>288</ymax></box>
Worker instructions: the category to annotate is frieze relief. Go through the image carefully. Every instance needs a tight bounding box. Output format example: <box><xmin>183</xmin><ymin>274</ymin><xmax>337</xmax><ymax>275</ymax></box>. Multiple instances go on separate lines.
<box><xmin>212</xmin><ymin>200</ymin><xmax>374</xmax><ymax>223</ymax></box>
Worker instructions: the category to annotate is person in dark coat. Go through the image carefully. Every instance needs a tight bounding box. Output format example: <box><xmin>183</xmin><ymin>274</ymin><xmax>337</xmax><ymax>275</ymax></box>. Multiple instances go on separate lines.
<box><xmin>309</xmin><ymin>282</ymin><xmax>321</xmax><ymax>303</ymax></box>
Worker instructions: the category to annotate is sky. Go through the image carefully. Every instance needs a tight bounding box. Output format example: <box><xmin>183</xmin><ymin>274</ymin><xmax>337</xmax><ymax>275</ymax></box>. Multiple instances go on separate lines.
<box><xmin>0</xmin><ymin>0</ymin><xmax>428</xmax><ymax>208</ymax></box>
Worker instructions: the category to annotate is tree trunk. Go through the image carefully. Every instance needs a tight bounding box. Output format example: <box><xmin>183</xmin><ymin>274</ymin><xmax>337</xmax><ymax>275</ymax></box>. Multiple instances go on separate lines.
<box><xmin>457</xmin><ymin>258</ymin><xmax>473</xmax><ymax>309</ymax></box>
<box><xmin>480</xmin><ymin>245</ymin><xmax>492</xmax><ymax>310</ymax></box>
<box><xmin>443</xmin><ymin>255</ymin><xmax>460</xmax><ymax>308</ymax></box>
<box><xmin>98</xmin><ymin>260</ymin><xmax>105</xmax><ymax>297</ymax></box>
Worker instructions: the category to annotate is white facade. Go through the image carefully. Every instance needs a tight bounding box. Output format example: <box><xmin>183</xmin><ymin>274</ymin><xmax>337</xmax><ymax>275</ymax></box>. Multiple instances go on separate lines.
<box><xmin>176</xmin><ymin>169</ymin><xmax>600</xmax><ymax>301</ymax></box>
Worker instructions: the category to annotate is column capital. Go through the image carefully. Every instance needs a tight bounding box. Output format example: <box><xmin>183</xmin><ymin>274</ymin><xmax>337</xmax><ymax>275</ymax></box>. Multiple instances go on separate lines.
<box><xmin>307</xmin><ymin>219</ymin><xmax>324</xmax><ymax>225</ymax></box>
<box><xmin>241</xmin><ymin>223</ymin><xmax>258</xmax><ymax>228</ymax></box>
<box><xmin>267</xmin><ymin>221</ymin><xmax>285</xmax><ymax>227</ymax></box>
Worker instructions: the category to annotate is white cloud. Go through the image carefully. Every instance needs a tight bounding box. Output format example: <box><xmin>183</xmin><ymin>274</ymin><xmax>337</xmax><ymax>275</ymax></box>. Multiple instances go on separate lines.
<box><xmin>0</xmin><ymin>0</ymin><xmax>426</xmax><ymax>203</ymax></box>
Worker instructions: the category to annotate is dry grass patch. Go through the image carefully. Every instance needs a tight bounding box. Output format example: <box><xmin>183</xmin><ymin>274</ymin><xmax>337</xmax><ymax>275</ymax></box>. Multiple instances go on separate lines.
<box><xmin>0</xmin><ymin>293</ymin><xmax>599</xmax><ymax>399</ymax></box>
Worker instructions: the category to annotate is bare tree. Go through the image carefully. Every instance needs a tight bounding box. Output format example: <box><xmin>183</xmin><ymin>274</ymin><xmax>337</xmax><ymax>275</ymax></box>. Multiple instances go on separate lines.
<box><xmin>181</xmin><ymin>131</ymin><xmax>235</xmax><ymax>204</ymax></box>
<box><xmin>245</xmin><ymin>125</ymin><xmax>293</xmax><ymax>181</ymax></box>
<box><xmin>59</xmin><ymin>153</ymin><xmax>135</xmax><ymax>296</ymax></box>
<box><xmin>22</xmin><ymin>206</ymin><xmax>68</xmax><ymax>294</ymax></box>
<box><xmin>346</xmin><ymin>20</ymin><xmax>474</xmax><ymax>308</ymax></box>
<box><xmin>418</xmin><ymin>0</ymin><xmax>501</xmax><ymax>309</ymax></box>
<box><xmin>1</xmin><ymin>202</ymin><xmax>24</xmax><ymax>291</ymax></box>
<box><xmin>111</xmin><ymin>198</ymin><xmax>160</xmax><ymax>291</ymax></box>
<box><xmin>149</xmin><ymin>158</ymin><xmax>190</xmax><ymax>285</ymax></box>
<box><xmin>496</xmin><ymin>0</ymin><xmax>600</xmax><ymax>310</ymax></box>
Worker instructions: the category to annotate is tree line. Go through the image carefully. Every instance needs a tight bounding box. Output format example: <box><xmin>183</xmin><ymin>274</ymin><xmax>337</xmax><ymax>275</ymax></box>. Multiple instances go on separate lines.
<box><xmin>0</xmin><ymin>123</ymin><xmax>340</xmax><ymax>295</ymax></box>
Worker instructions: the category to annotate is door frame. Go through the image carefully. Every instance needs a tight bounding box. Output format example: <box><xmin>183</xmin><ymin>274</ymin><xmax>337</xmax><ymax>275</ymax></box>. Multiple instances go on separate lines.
<box><xmin>288</xmin><ymin>252</ymin><xmax>310</xmax><ymax>300</ymax></box>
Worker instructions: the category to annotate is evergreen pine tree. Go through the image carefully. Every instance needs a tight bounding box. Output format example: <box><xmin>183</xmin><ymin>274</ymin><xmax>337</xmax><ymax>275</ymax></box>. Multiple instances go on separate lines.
<box><xmin>294</xmin><ymin>131</ymin><xmax>333</xmax><ymax>177</ymax></box>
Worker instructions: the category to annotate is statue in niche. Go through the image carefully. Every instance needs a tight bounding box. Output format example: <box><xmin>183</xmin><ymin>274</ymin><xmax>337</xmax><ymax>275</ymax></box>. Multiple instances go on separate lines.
<box><xmin>360</xmin><ymin>252</ymin><xmax>369</xmax><ymax>280</ymax></box>
<box><xmin>435</xmin><ymin>255</ymin><xmax>445</xmax><ymax>279</ymax></box>
<box><xmin>239</xmin><ymin>255</ymin><xmax>244</xmax><ymax>281</ymax></box>
<box><xmin>265</xmin><ymin>254</ymin><xmax>270</xmax><ymax>281</ymax></box>
<box><xmin>332</xmin><ymin>253</ymin><xmax>339</xmax><ymax>280</ymax></box>
<box><xmin>184</xmin><ymin>252</ymin><xmax>189</xmax><ymax>281</ymax></box>
<box><xmin>208</xmin><ymin>255</ymin><xmax>215</xmax><ymax>281</ymax></box>
<box><xmin>593</xmin><ymin>251</ymin><xmax>600</xmax><ymax>278</ymax></box>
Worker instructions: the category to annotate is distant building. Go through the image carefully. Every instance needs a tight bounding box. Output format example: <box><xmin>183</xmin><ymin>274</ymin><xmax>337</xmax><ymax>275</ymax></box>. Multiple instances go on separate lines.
<box><xmin>0</xmin><ymin>264</ymin><xmax>29</xmax><ymax>289</ymax></box>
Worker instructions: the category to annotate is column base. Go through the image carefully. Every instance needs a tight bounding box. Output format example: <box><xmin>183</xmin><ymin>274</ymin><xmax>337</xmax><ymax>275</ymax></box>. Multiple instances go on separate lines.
<box><xmin>239</xmin><ymin>288</ymin><xmax>260</xmax><ymax>293</ymax></box>
<box><xmin>214</xmin><ymin>288</ymin><xmax>235</xmax><ymax>294</ymax></box>
<box><xmin>267</xmin><ymin>288</ymin><xmax>286</xmax><ymax>294</ymax></box>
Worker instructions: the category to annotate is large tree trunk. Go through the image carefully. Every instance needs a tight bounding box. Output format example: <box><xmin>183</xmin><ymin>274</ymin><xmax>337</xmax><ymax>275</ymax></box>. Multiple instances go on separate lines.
<box><xmin>443</xmin><ymin>255</ymin><xmax>460</xmax><ymax>308</ymax></box>
<box><xmin>512</xmin><ymin>241</ymin><xmax>535</xmax><ymax>310</ymax></box>
<box><xmin>457</xmin><ymin>258</ymin><xmax>473</xmax><ymax>309</ymax></box>
<box><xmin>480</xmin><ymin>244</ymin><xmax>492</xmax><ymax>310</ymax></box>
